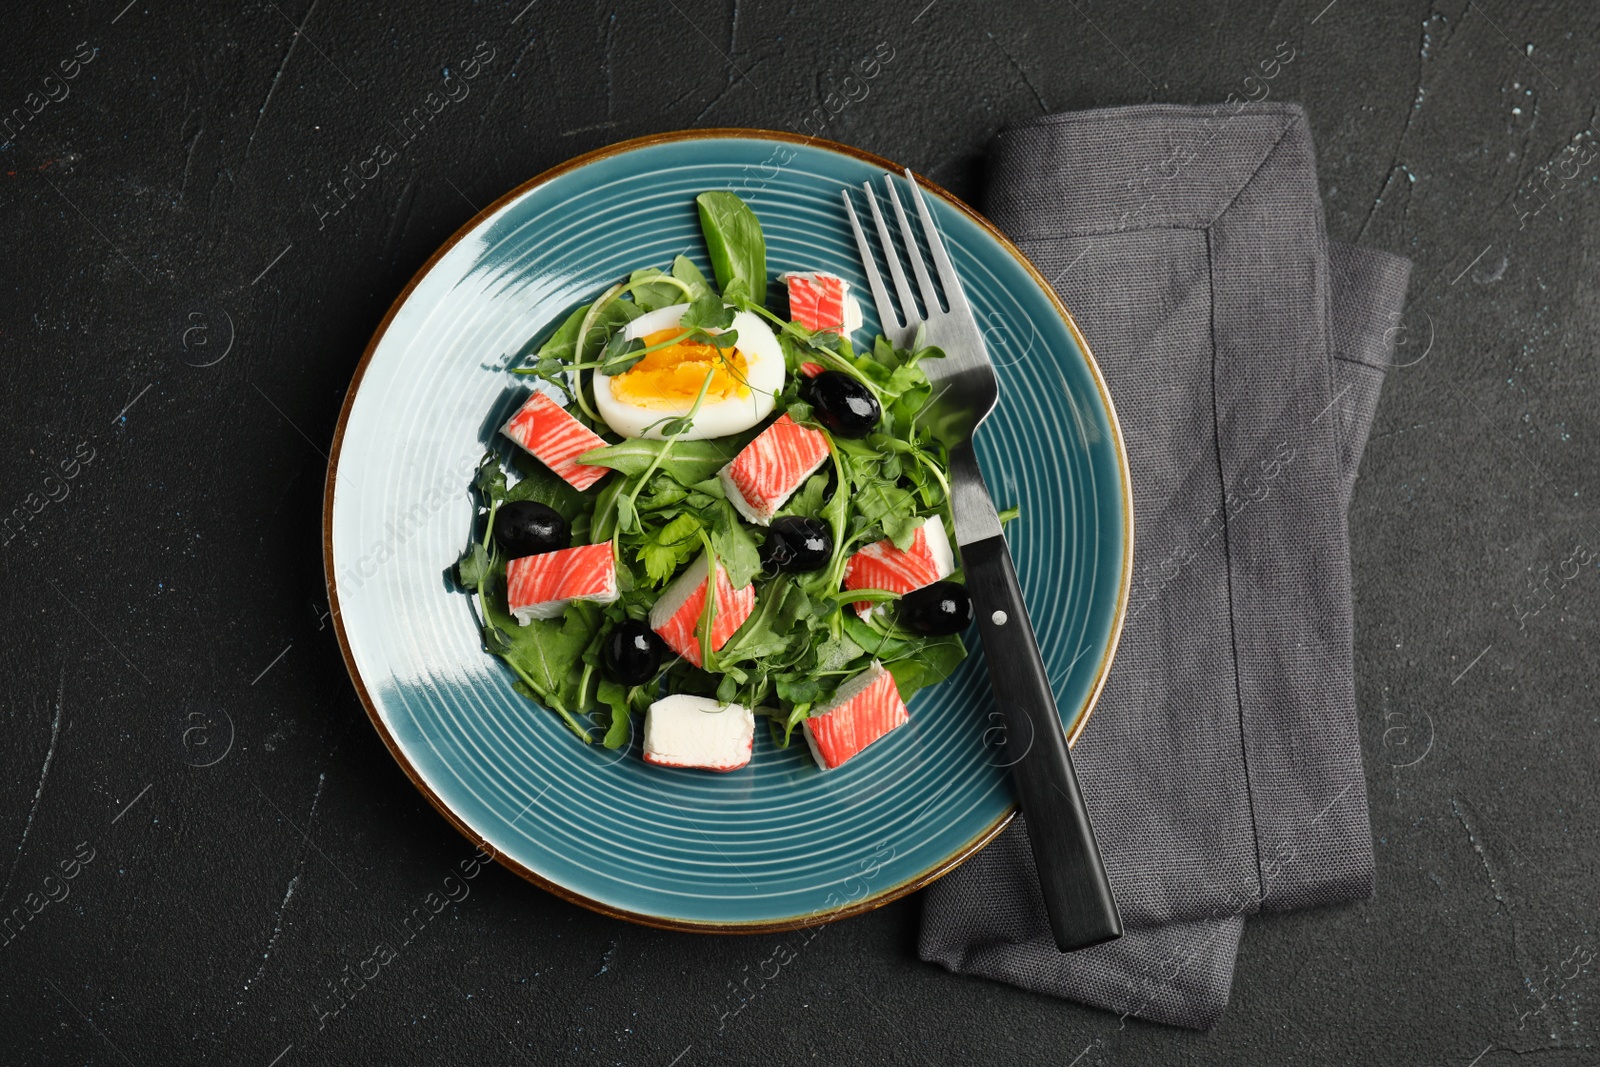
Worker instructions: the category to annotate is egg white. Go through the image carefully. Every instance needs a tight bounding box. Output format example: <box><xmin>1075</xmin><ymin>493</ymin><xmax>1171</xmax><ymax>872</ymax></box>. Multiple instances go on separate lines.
<box><xmin>594</xmin><ymin>303</ymin><xmax>784</xmax><ymax>440</ymax></box>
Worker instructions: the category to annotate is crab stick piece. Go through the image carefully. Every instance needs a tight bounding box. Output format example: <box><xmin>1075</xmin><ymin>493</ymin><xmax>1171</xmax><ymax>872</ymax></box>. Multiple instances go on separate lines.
<box><xmin>648</xmin><ymin>551</ymin><xmax>756</xmax><ymax>667</ymax></box>
<box><xmin>501</xmin><ymin>391</ymin><xmax>611</xmax><ymax>492</ymax></box>
<box><xmin>802</xmin><ymin>661</ymin><xmax>909</xmax><ymax>770</ymax></box>
<box><xmin>781</xmin><ymin>271</ymin><xmax>863</xmax><ymax>335</ymax></box>
<box><xmin>841</xmin><ymin>515</ymin><xmax>955</xmax><ymax>619</ymax></box>
<box><xmin>718</xmin><ymin>414</ymin><xmax>831</xmax><ymax>526</ymax></box>
<box><xmin>505</xmin><ymin>542</ymin><xmax>618</xmax><ymax>623</ymax></box>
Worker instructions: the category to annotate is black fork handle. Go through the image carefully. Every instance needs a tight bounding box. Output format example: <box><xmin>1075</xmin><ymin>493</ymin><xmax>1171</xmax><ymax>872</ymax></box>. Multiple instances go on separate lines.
<box><xmin>962</xmin><ymin>533</ymin><xmax>1123</xmax><ymax>952</ymax></box>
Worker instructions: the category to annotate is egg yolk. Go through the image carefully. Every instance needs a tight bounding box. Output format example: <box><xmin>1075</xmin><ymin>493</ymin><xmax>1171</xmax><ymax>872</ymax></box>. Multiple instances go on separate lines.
<box><xmin>609</xmin><ymin>329</ymin><xmax>751</xmax><ymax>409</ymax></box>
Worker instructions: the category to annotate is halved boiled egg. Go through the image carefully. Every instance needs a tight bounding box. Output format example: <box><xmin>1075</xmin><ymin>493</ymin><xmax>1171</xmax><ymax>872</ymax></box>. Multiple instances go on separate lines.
<box><xmin>594</xmin><ymin>303</ymin><xmax>784</xmax><ymax>440</ymax></box>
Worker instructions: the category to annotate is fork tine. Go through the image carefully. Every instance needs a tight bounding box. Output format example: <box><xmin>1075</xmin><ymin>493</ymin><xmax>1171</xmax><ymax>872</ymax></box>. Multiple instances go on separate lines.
<box><xmin>883</xmin><ymin>174</ymin><xmax>942</xmax><ymax>316</ymax></box>
<box><xmin>862</xmin><ymin>180</ymin><xmax>922</xmax><ymax>326</ymax></box>
<box><xmin>902</xmin><ymin>168</ymin><xmax>969</xmax><ymax>314</ymax></box>
<box><xmin>841</xmin><ymin>188</ymin><xmax>900</xmax><ymax>336</ymax></box>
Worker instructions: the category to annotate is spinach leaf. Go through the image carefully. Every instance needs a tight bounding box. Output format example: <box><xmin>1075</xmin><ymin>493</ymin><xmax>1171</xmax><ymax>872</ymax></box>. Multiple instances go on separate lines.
<box><xmin>598</xmin><ymin>330</ymin><xmax>647</xmax><ymax>377</ymax></box>
<box><xmin>529</xmin><ymin>303</ymin><xmax>588</xmax><ymax>364</ymax></box>
<box><xmin>776</xmin><ymin>676</ymin><xmax>825</xmax><ymax>705</ymax></box>
<box><xmin>627</xmin><ymin>267</ymin><xmax>685</xmax><ymax>312</ymax></box>
<box><xmin>672</xmin><ymin>255</ymin><xmax>715</xmax><ymax>301</ymax></box>
<box><xmin>696</xmin><ymin>191</ymin><xmax>767</xmax><ymax>305</ymax></box>
<box><xmin>507</xmin><ymin>454</ymin><xmax>589</xmax><ymax>520</ymax></box>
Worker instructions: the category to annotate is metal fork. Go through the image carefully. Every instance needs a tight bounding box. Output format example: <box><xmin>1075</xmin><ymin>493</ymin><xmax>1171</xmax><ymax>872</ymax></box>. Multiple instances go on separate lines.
<box><xmin>843</xmin><ymin>171</ymin><xmax>1122</xmax><ymax>952</ymax></box>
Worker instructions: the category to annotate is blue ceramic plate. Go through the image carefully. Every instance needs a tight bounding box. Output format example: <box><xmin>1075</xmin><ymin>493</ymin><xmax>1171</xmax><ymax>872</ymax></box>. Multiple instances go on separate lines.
<box><xmin>324</xmin><ymin>131</ymin><xmax>1131</xmax><ymax>931</ymax></box>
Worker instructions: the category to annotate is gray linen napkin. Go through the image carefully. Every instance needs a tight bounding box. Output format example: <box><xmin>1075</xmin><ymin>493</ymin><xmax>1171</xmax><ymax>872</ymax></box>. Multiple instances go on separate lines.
<box><xmin>918</xmin><ymin>103</ymin><xmax>1411</xmax><ymax>1029</ymax></box>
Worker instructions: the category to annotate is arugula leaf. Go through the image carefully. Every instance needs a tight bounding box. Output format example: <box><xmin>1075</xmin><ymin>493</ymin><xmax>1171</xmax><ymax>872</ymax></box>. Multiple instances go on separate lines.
<box><xmin>884</xmin><ymin>636</ymin><xmax>967</xmax><ymax>700</ymax></box>
<box><xmin>813</xmin><ymin>632</ymin><xmax>865</xmax><ymax>672</ymax></box>
<box><xmin>595</xmin><ymin>677</ymin><xmax>631</xmax><ymax>749</ymax></box>
<box><xmin>613</xmin><ymin>492</ymin><xmax>637</xmax><ymax>533</ymax></box>
<box><xmin>886</xmin><ymin>514</ymin><xmax>923</xmax><ymax>551</ymax></box>
<box><xmin>872</xmin><ymin>335</ymin><xmax>898</xmax><ymax>367</ymax></box>
<box><xmin>638</xmin><ymin>513</ymin><xmax>703</xmax><ymax>585</ymax></box>
<box><xmin>579</xmin><ymin>438</ymin><xmax>740</xmax><ymax>483</ymax></box>
<box><xmin>486</xmin><ymin>597</ymin><xmax>601</xmax><ymax>702</ymax></box>
<box><xmin>760</xmin><ymin>702</ymin><xmax>812</xmax><ymax>747</ymax></box>
<box><xmin>687</xmin><ymin>477</ymin><xmax>726</xmax><ymax>501</ymax></box>
<box><xmin>779</xmin><ymin>473</ymin><xmax>827</xmax><ymax>520</ymax></box>
<box><xmin>637</xmin><ymin>478</ymin><xmax>690</xmax><ymax>511</ymax></box>
<box><xmin>696</xmin><ymin>191</ymin><xmax>767</xmax><ymax>305</ymax></box>
<box><xmin>840</xmin><ymin>613</ymin><xmax>917</xmax><ymax>661</ymax></box>
<box><xmin>856</xmin><ymin>483</ymin><xmax>914</xmax><ymax>527</ymax></box>
<box><xmin>720</xmin><ymin>579</ymin><xmax>809</xmax><ymax>663</ymax></box>
<box><xmin>710</xmin><ymin>501</ymin><xmax>761</xmax><ymax>590</ymax></box>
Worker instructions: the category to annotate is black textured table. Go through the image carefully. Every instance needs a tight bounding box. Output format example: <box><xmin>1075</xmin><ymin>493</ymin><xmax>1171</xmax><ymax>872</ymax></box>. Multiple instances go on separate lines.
<box><xmin>3</xmin><ymin>2</ymin><xmax>1596</xmax><ymax>1064</ymax></box>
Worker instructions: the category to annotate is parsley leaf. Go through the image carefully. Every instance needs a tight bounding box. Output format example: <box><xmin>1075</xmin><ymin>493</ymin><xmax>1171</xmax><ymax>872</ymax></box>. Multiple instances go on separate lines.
<box><xmin>678</xmin><ymin>292</ymin><xmax>736</xmax><ymax>332</ymax></box>
<box><xmin>638</xmin><ymin>513</ymin><xmax>703</xmax><ymax>585</ymax></box>
<box><xmin>455</xmin><ymin>543</ymin><xmax>491</xmax><ymax>589</ymax></box>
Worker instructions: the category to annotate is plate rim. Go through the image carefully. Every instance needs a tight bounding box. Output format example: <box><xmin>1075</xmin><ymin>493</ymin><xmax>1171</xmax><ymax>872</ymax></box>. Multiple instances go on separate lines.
<box><xmin>321</xmin><ymin>127</ymin><xmax>1133</xmax><ymax>934</ymax></box>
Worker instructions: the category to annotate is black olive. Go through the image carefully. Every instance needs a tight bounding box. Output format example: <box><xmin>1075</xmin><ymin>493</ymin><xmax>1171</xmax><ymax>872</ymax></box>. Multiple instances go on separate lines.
<box><xmin>494</xmin><ymin>500</ymin><xmax>569</xmax><ymax>557</ymax></box>
<box><xmin>897</xmin><ymin>581</ymin><xmax>973</xmax><ymax>636</ymax></box>
<box><xmin>760</xmin><ymin>516</ymin><xmax>832</xmax><ymax>573</ymax></box>
<box><xmin>603</xmin><ymin>621</ymin><xmax>665</xmax><ymax>686</ymax></box>
<box><xmin>805</xmin><ymin>371</ymin><xmax>880</xmax><ymax>438</ymax></box>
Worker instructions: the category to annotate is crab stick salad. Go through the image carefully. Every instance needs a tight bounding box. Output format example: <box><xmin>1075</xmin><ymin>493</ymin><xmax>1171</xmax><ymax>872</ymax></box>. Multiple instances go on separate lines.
<box><xmin>453</xmin><ymin>190</ymin><xmax>1007</xmax><ymax>770</ymax></box>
